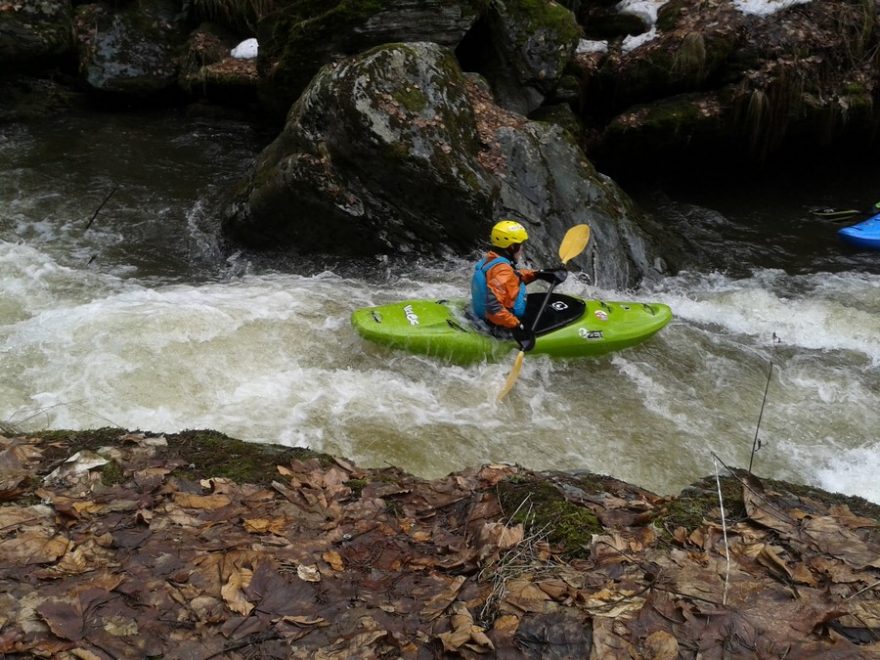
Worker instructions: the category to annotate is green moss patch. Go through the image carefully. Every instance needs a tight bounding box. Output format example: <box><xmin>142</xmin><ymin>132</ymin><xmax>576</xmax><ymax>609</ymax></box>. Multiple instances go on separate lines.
<box><xmin>509</xmin><ymin>0</ymin><xmax>581</xmax><ymax>44</ymax></box>
<box><xmin>658</xmin><ymin>475</ymin><xmax>747</xmax><ymax>537</ymax></box>
<box><xmin>658</xmin><ymin>471</ymin><xmax>880</xmax><ymax>541</ymax></box>
<box><xmin>345</xmin><ymin>478</ymin><xmax>367</xmax><ymax>498</ymax></box>
<box><xmin>496</xmin><ymin>475</ymin><xmax>603</xmax><ymax>558</ymax></box>
<box><xmin>163</xmin><ymin>429</ymin><xmax>333</xmax><ymax>486</ymax></box>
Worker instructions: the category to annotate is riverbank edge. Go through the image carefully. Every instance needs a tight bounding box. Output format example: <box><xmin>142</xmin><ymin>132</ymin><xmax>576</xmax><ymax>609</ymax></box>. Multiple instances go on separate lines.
<box><xmin>3</xmin><ymin>427</ymin><xmax>880</xmax><ymax>656</ymax></box>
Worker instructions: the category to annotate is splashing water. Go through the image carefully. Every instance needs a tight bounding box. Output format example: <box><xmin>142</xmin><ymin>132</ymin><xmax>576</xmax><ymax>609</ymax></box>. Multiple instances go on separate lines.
<box><xmin>2</xmin><ymin>113</ymin><xmax>880</xmax><ymax>504</ymax></box>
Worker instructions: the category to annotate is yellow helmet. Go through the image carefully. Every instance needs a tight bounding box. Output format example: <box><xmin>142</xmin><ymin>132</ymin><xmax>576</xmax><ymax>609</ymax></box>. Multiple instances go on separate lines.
<box><xmin>490</xmin><ymin>220</ymin><xmax>529</xmax><ymax>249</ymax></box>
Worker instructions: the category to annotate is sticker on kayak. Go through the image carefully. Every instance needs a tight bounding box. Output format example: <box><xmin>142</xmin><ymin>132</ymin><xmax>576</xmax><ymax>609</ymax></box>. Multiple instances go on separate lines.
<box><xmin>594</xmin><ymin>309</ymin><xmax>608</xmax><ymax>321</ymax></box>
<box><xmin>403</xmin><ymin>304</ymin><xmax>419</xmax><ymax>326</ymax></box>
<box><xmin>579</xmin><ymin>329</ymin><xmax>603</xmax><ymax>340</ymax></box>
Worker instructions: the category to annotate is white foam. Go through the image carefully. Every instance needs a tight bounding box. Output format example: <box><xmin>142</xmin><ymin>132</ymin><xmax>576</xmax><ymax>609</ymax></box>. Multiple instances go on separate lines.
<box><xmin>647</xmin><ymin>269</ymin><xmax>880</xmax><ymax>363</ymax></box>
<box><xmin>612</xmin><ymin>354</ymin><xmax>696</xmax><ymax>433</ymax></box>
<box><xmin>813</xmin><ymin>445</ymin><xmax>880</xmax><ymax>503</ymax></box>
<box><xmin>3</xmin><ymin>242</ymin><xmax>880</xmax><ymax>503</ymax></box>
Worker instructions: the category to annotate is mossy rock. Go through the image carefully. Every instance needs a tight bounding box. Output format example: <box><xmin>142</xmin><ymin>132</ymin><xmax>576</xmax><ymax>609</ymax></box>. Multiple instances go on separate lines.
<box><xmin>656</xmin><ymin>0</ymin><xmax>686</xmax><ymax>32</ymax></box>
<box><xmin>529</xmin><ymin>103</ymin><xmax>584</xmax><ymax>141</ymax></box>
<box><xmin>258</xmin><ymin>0</ymin><xmax>484</xmax><ymax>118</ymax></box>
<box><xmin>505</xmin><ymin>0</ymin><xmax>582</xmax><ymax>47</ymax></box>
<box><xmin>658</xmin><ymin>471</ymin><xmax>880</xmax><ymax>541</ymax></box>
<box><xmin>658</xmin><ymin>475</ymin><xmax>748</xmax><ymax>537</ymax></box>
<box><xmin>602</xmin><ymin>92</ymin><xmax>725</xmax><ymax>153</ymax></box>
<box><xmin>163</xmin><ymin>429</ymin><xmax>334</xmax><ymax>485</ymax></box>
<box><xmin>496</xmin><ymin>474</ymin><xmax>604</xmax><ymax>558</ymax></box>
<box><xmin>32</xmin><ymin>427</ymin><xmax>333</xmax><ymax>488</ymax></box>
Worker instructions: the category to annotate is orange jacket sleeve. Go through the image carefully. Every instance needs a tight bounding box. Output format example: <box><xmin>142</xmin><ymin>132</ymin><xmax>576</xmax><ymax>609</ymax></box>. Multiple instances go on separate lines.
<box><xmin>484</xmin><ymin>264</ymin><xmax>537</xmax><ymax>328</ymax></box>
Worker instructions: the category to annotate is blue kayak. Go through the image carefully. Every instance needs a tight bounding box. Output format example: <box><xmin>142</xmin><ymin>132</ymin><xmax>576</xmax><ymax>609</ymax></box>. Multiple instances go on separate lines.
<box><xmin>839</xmin><ymin>213</ymin><xmax>880</xmax><ymax>250</ymax></box>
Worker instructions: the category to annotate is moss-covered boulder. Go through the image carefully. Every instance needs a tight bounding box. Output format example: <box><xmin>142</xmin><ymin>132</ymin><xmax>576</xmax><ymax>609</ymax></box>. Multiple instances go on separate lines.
<box><xmin>588</xmin><ymin>21</ymin><xmax>740</xmax><ymax>118</ymax></box>
<box><xmin>594</xmin><ymin>90</ymin><xmax>729</xmax><ymax>173</ymax></box>
<box><xmin>222</xmin><ymin>42</ymin><xmax>663</xmax><ymax>285</ymax></box>
<box><xmin>482</xmin><ymin>0</ymin><xmax>582</xmax><ymax>114</ymax></box>
<box><xmin>222</xmin><ymin>42</ymin><xmax>496</xmax><ymax>255</ymax></box>
<box><xmin>73</xmin><ymin>0</ymin><xmax>188</xmax><ymax>97</ymax></box>
<box><xmin>256</xmin><ymin>0</ymin><xmax>485</xmax><ymax>118</ymax></box>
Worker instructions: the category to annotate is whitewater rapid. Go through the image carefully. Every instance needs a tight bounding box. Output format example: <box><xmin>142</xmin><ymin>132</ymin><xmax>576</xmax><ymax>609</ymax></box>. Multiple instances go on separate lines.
<box><xmin>2</xmin><ymin>113</ymin><xmax>879</xmax><ymax>503</ymax></box>
<box><xmin>3</xmin><ymin>234</ymin><xmax>879</xmax><ymax>502</ymax></box>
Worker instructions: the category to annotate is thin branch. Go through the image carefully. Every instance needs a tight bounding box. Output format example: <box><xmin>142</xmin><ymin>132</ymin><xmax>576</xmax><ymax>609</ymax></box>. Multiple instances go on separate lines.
<box><xmin>845</xmin><ymin>580</ymin><xmax>880</xmax><ymax>600</ymax></box>
<box><xmin>749</xmin><ymin>360</ymin><xmax>774</xmax><ymax>474</ymax></box>
<box><xmin>84</xmin><ymin>184</ymin><xmax>118</xmax><ymax>231</ymax></box>
<box><xmin>714</xmin><ymin>457</ymin><xmax>731</xmax><ymax>606</ymax></box>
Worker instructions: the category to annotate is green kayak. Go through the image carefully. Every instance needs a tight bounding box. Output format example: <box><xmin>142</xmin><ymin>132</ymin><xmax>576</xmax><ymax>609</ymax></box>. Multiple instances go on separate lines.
<box><xmin>351</xmin><ymin>293</ymin><xmax>672</xmax><ymax>364</ymax></box>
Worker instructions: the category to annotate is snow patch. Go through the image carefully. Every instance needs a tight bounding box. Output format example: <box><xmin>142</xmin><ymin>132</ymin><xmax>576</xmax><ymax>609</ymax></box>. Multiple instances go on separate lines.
<box><xmin>623</xmin><ymin>28</ymin><xmax>658</xmax><ymax>53</ymax></box>
<box><xmin>576</xmin><ymin>39</ymin><xmax>609</xmax><ymax>55</ymax></box>
<box><xmin>231</xmin><ymin>38</ymin><xmax>258</xmax><ymax>59</ymax></box>
<box><xmin>732</xmin><ymin>0</ymin><xmax>812</xmax><ymax>16</ymax></box>
<box><xmin>616</xmin><ymin>0</ymin><xmax>666</xmax><ymax>26</ymax></box>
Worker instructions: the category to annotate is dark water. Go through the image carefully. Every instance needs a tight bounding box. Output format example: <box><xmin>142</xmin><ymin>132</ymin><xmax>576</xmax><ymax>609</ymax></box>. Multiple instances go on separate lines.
<box><xmin>632</xmin><ymin>161</ymin><xmax>880</xmax><ymax>277</ymax></box>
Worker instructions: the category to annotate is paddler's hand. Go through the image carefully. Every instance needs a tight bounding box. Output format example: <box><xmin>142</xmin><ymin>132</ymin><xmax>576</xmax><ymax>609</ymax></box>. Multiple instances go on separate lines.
<box><xmin>536</xmin><ymin>268</ymin><xmax>568</xmax><ymax>284</ymax></box>
<box><xmin>512</xmin><ymin>323</ymin><xmax>536</xmax><ymax>352</ymax></box>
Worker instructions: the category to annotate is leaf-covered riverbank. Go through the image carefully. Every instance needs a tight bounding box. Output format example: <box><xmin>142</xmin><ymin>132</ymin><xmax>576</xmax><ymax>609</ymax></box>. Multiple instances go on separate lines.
<box><xmin>2</xmin><ymin>429</ymin><xmax>879</xmax><ymax>657</ymax></box>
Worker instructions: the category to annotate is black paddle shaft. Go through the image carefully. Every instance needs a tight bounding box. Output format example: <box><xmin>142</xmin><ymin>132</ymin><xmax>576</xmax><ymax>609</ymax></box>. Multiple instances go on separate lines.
<box><xmin>529</xmin><ymin>282</ymin><xmax>559</xmax><ymax>333</ymax></box>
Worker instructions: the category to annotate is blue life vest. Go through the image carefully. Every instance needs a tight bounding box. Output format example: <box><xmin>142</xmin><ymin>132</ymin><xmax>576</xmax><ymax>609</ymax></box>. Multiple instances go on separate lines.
<box><xmin>471</xmin><ymin>256</ymin><xmax>527</xmax><ymax>321</ymax></box>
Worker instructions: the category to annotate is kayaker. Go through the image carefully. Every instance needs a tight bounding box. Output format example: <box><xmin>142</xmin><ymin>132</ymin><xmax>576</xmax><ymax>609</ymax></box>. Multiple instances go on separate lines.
<box><xmin>471</xmin><ymin>220</ymin><xmax>568</xmax><ymax>351</ymax></box>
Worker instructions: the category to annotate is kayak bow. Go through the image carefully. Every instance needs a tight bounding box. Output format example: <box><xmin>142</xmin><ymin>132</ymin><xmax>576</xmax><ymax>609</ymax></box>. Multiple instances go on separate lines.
<box><xmin>838</xmin><ymin>212</ymin><xmax>880</xmax><ymax>250</ymax></box>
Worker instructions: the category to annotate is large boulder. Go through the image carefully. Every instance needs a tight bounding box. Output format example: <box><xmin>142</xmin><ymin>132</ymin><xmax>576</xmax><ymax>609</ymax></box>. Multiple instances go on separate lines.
<box><xmin>73</xmin><ymin>0</ymin><xmax>188</xmax><ymax>96</ymax></box>
<box><xmin>462</xmin><ymin>75</ymin><xmax>660</xmax><ymax>286</ymax></box>
<box><xmin>223</xmin><ymin>42</ymin><xmax>496</xmax><ymax>255</ymax></box>
<box><xmin>222</xmin><ymin>42</ymin><xmax>663</xmax><ymax>287</ymax></box>
<box><xmin>257</xmin><ymin>0</ymin><xmax>484</xmax><ymax>118</ymax></box>
<box><xmin>481</xmin><ymin>0</ymin><xmax>582</xmax><ymax>114</ymax></box>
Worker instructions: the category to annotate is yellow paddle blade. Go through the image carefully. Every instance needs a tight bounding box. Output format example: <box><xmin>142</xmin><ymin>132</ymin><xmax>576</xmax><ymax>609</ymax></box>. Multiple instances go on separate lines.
<box><xmin>496</xmin><ymin>350</ymin><xmax>525</xmax><ymax>402</ymax></box>
<box><xmin>558</xmin><ymin>224</ymin><xmax>590</xmax><ymax>264</ymax></box>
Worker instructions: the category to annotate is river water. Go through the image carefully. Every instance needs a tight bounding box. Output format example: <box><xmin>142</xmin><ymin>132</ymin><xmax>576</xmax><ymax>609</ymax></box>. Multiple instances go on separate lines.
<box><xmin>2</xmin><ymin>112</ymin><xmax>879</xmax><ymax>503</ymax></box>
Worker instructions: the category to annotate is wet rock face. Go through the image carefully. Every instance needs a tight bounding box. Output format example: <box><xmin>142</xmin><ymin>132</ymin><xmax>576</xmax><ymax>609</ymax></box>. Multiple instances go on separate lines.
<box><xmin>482</xmin><ymin>0</ymin><xmax>581</xmax><ymax>115</ymax></box>
<box><xmin>73</xmin><ymin>0</ymin><xmax>187</xmax><ymax>96</ymax></box>
<box><xmin>223</xmin><ymin>42</ymin><xmax>496</xmax><ymax>255</ymax></box>
<box><xmin>0</xmin><ymin>0</ymin><xmax>73</xmax><ymax>64</ymax></box>
<box><xmin>492</xmin><ymin>120</ymin><xmax>658</xmax><ymax>288</ymax></box>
